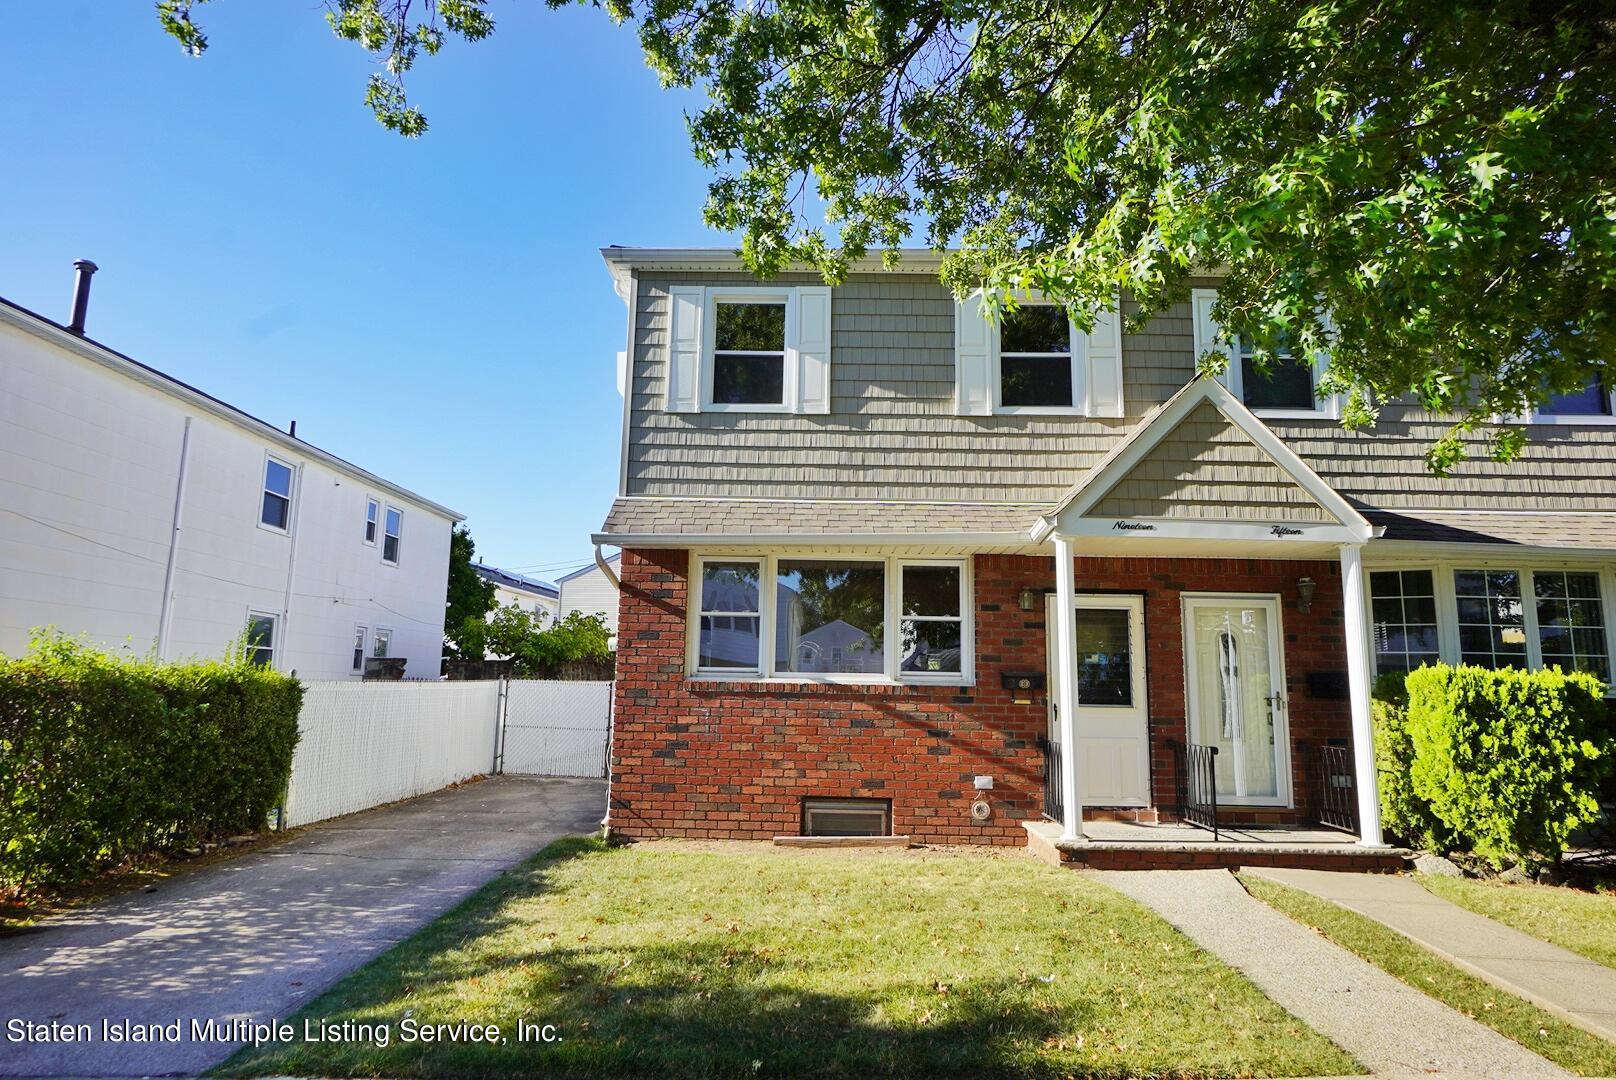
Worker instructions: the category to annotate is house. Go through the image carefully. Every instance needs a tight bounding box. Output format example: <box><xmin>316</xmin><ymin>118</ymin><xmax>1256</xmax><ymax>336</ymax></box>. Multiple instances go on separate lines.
<box><xmin>592</xmin><ymin>247</ymin><xmax>1616</xmax><ymax>856</ymax></box>
<box><xmin>475</xmin><ymin>561</ymin><xmax>559</xmax><ymax>622</ymax></box>
<box><xmin>557</xmin><ymin>551</ymin><xmax>621</xmax><ymax>641</ymax></box>
<box><xmin>0</xmin><ymin>262</ymin><xmax>461</xmax><ymax>681</ymax></box>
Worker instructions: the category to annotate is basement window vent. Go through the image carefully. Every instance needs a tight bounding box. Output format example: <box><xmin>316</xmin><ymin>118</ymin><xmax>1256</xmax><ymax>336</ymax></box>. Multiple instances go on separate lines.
<box><xmin>802</xmin><ymin>798</ymin><xmax>890</xmax><ymax>837</ymax></box>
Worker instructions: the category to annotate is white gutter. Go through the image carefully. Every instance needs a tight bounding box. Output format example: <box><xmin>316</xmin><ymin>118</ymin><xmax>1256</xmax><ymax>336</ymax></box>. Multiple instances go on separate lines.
<box><xmin>594</xmin><ymin>544</ymin><xmax>621</xmax><ymax>590</ymax></box>
<box><xmin>155</xmin><ymin>416</ymin><xmax>193</xmax><ymax>660</ymax></box>
<box><xmin>591</xmin><ymin>531</ymin><xmax>1035</xmax><ymax>549</ymax></box>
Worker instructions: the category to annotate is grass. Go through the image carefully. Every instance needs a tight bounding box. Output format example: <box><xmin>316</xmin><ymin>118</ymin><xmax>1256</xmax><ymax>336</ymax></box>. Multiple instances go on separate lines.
<box><xmin>1240</xmin><ymin>872</ymin><xmax>1616</xmax><ymax>1077</ymax></box>
<box><xmin>1420</xmin><ymin>873</ymin><xmax>1616</xmax><ymax>970</ymax></box>
<box><xmin>220</xmin><ymin>838</ymin><xmax>1359</xmax><ymax>1079</ymax></box>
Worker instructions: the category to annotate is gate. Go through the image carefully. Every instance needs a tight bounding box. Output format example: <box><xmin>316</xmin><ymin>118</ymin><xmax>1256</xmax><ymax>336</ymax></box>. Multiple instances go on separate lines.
<box><xmin>498</xmin><ymin>679</ymin><xmax>613</xmax><ymax>778</ymax></box>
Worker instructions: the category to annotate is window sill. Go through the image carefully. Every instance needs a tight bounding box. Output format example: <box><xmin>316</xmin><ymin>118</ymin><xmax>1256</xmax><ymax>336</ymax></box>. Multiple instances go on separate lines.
<box><xmin>1249</xmin><ymin>408</ymin><xmax>1334</xmax><ymax>420</ymax></box>
<box><xmin>993</xmin><ymin>405</ymin><xmax>1087</xmax><ymax>416</ymax></box>
<box><xmin>256</xmin><ymin>521</ymin><xmax>291</xmax><ymax>537</ymax></box>
<box><xmin>688</xmin><ymin>674</ymin><xmax>972</xmax><ymax>691</ymax></box>
<box><xmin>701</xmin><ymin>402</ymin><xmax>792</xmax><ymax>414</ymax></box>
<box><xmin>1529</xmin><ymin>414</ymin><xmax>1616</xmax><ymax>426</ymax></box>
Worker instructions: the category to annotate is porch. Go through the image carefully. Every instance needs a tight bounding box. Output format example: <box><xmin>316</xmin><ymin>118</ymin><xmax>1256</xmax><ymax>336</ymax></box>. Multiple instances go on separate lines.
<box><xmin>1022</xmin><ymin>819</ymin><xmax>1409</xmax><ymax>872</ymax></box>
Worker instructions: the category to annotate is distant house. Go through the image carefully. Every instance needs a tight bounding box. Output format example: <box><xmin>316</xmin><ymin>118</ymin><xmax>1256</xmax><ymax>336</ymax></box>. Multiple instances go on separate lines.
<box><xmin>475</xmin><ymin>562</ymin><xmax>559</xmax><ymax>622</ymax></box>
<box><xmin>557</xmin><ymin>552</ymin><xmax>621</xmax><ymax>642</ymax></box>
<box><xmin>0</xmin><ymin>262</ymin><xmax>461</xmax><ymax>681</ymax></box>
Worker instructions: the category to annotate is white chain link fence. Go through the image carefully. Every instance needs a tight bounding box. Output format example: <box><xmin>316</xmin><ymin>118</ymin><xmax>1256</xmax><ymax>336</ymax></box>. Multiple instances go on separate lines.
<box><xmin>281</xmin><ymin>678</ymin><xmax>610</xmax><ymax>828</ymax></box>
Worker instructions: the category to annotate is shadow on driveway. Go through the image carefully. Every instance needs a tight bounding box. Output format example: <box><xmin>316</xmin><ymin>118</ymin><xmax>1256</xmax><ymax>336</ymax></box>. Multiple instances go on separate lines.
<box><xmin>0</xmin><ymin>775</ymin><xmax>606</xmax><ymax>1077</ymax></box>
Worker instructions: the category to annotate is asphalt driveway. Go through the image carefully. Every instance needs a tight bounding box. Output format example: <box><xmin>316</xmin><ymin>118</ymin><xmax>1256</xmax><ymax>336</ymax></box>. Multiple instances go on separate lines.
<box><xmin>0</xmin><ymin>775</ymin><xmax>606</xmax><ymax>1077</ymax></box>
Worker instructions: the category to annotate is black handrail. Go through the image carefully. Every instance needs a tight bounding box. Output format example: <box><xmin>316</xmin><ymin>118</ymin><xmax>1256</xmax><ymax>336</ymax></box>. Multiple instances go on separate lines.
<box><xmin>1039</xmin><ymin>736</ymin><xmax>1064</xmax><ymax>824</ymax></box>
<box><xmin>1313</xmin><ymin>741</ymin><xmax>1359</xmax><ymax>834</ymax></box>
<box><xmin>1171</xmin><ymin>740</ymin><xmax>1220</xmax><ymax>841</ymax></box>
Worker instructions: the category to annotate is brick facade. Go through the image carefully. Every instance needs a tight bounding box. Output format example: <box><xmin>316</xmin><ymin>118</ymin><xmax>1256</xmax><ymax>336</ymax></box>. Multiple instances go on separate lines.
<box><xmin>609</xmin><ymin>548</ymin><xmax>1355</xmax><ymax>846</ymax></box>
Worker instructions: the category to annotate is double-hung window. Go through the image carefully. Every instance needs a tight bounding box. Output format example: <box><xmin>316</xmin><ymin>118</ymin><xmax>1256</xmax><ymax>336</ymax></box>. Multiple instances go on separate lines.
<box><xmin>364</xmin><ymin>498</ymin><xmax>379</xmax><ymax>545</ymax></box>
<box><xmin>382</xmin><ymin>506</ymin><xmax>402</xmax><ymax>565</ymax></box>
<box><xmin>997</xmin><ymin>305</ymin><xmax>1078</xmax><ymax>411</ymax></box>
<box><xmin>245</xmin><ymin>612</ymin><xmax>276</xmax><ymax>667</ymax></box>
<box><xmin>690</xmin><ymin>554</ymin><xmax>972</xmax><ymax>683</ymax></box>
<box><xmin>373</xmin><ymin>627</ymin><xmax>392</xmax><ymax>659</ymax></box>
<box><xmin>352</xmin><ymin>625</ymin><xmax>368</xmax><ymax>673</ymax></box>
<box><xmin>1191</xmin><ymin>288</ymin><xmax>1337</xmax><ymax>418</ymax></box>
<box><xmin>1538</xmin><ymin>374</ymin><xmax>1616</xmax><ymax>423</ymax></box>
<box><xmin>665</xmin><ymin>285</ymin><xmax>832</xmax><ymax>414</ymax></box>
<box><xmin>261</xmin><ymin>457</ymin><xmax>294</xmax><ymax>530</ymax></box>
<box><xmin>711</xmin><ymin>299</ymin><xmax>788</xmax><ymax>407</ymax></box>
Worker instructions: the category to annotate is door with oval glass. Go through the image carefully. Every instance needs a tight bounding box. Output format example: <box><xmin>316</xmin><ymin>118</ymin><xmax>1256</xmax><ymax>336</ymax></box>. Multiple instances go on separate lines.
<box><xmin>1182</xmin><ymin>595</ymin><xmax>1291</xmax><ymax>806</ymax></box>
<box><xmin>1045</xmin><ymin>594</ymin><xmax>1149</xmax><ymax>806</ymax></box>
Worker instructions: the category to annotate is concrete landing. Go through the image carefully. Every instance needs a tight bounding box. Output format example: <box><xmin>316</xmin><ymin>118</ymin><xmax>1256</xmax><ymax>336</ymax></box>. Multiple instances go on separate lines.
<box><xmin>1024</xmin><ymin>819</ymin><xmax>1409</xmax><ymax>872</ymax></box>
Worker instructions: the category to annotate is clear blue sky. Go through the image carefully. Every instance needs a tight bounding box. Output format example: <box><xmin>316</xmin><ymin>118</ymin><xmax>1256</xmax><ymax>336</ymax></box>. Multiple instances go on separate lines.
<box><xmin>0</xmin><ymin>3</ymin><xmax>729</xmax><ymax>582</ymax></box>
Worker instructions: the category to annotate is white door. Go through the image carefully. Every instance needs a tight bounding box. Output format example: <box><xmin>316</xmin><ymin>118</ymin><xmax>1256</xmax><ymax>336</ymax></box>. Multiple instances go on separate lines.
<box><xmin>1182</xmin><ymin>595</ymin><xmax>1291</xmax><ymax>806</ymax></box>
<box><xmin>1046</xmin><ymin>594</ymin><xmax>1150</xmax><ymax>807</ymax></box>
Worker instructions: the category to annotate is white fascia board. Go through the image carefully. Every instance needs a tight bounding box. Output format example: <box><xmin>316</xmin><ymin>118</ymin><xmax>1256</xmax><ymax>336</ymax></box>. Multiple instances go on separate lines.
<box><xmin>592</xmin><ymin>531</ymin><xmax>1030</xmax><ymax>549</ymax></box>
<box><xmin>0</xmin><ymin>303</ymin><xmax>465</xmax><ymax>522</ymax></box>
<box><xmin>1365</xmin><ymin>539</ymin><xmax>1616</xmax><ymax>562</ymax></box>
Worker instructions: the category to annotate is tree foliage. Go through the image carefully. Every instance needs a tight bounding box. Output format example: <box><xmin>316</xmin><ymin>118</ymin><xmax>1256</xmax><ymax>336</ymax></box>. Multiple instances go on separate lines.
<box><xmin>159</xmin><ymin>2</ymin><xmax>1616</xmax><ymax>469</ymax></box>
<box><xmin>479</xmin><ymin>608</ymin><xmax>614</xmax><ymax>677</ymax></box>
<box><xmin>444</xmin><ymin>525</ymin><xmax>498</xmax><ymax>660</ymax></box>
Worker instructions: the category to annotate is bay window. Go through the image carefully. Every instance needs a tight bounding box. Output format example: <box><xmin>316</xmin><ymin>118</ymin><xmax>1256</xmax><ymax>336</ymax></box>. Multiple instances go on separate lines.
<box><xmin>690</xmin><ymin>554</ymin><xmax>972</xmax><ymax>683</ymax></box>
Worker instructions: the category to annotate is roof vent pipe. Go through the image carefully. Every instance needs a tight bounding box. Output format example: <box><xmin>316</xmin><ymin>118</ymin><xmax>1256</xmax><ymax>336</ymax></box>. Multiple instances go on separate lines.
<box><xmin>68</xmin><ymin>259</ymin><xmax>98</xmax><ymax>334</ymax></box>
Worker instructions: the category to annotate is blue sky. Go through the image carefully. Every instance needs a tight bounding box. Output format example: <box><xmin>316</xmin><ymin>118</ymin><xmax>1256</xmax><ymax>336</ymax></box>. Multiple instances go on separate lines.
<box><xmin>0</xmin><ymin>3</ymin><xmax>729</xmax><ymax>582</ymax></box>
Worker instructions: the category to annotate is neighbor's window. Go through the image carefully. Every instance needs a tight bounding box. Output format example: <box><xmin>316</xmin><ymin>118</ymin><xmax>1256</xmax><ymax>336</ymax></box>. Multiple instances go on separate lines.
<box><xmin>373</xmin><ymin>627</ymin><xmax>392</xmax><ymax>658</ymax></box>
<box><xmin>1075</xmin><ymin>607</ymin><xmax>1134</xmax><ymax>705</ymax></box>
<box><xmin>261</xmin><ymin>457</ymin><xmax>293</xmax><ymax>530</ymax></box>
<box><xmin>802</xmin><ymin>797</ymin><xmax>890</xmax><ymax>837</ymax></box>
<box><xmin>1542</xmin><ymin>375</ymin><xmax>1613</xmax><ymax>418</ymax></box>
<box><xmin>1533</xmin><ymin>571</ymin><xmax>1610</xmax><ymax>681</ymax></box>
<box><xmin>998</xmin><ymin>305</ymin><xmax>1073</xmax><ymax>409</ymax></box>
<box><xmin>711</xmin><ymin>300</ymin><xmax>786</xmax><ymax>406</ymax></box>
<box><xmin>245</xmin><ymin>612</ymin><xmax>276</xmax><ymax>667</ymax></box>
<box><xmin>697</xmin><ymin>561</ymin><xmax>762</xmax><ymax>672</ymax></box>
<box><xmin>364</xmin><ymin>498</ymin><xmax>379</xmax><ymax>544</ymax></box>
<box><xmin>777</xmin><ymin>559</ymin><xmax>886</xmax><ymax>674</ymax></box>
<box><xmin>1369</xmin><ymin>570</ymin><xmax>1441</xmax><ymax>674</ymax></box>
<box><xmin>352</xmin><ymin>625</ymin><xmax>367</xmax><ymax>673</ymax></box>
<box><xmin>1454</xmin><ymin>569</ymin><xmax>1527</xmax><ymax>669</ymax></box>
<box><xmin>1238</xmin><ymin>335</ymin><xmax>1316</xmax><ymax>412</ymax></box>
<box><xmin>382</xmin><ymin>506</ymin><xmax>402</xmax><ymax>565</ymax></box>
<box><xmin>900</xmin><ymin>564</ymin><xmax>962</xmax><ymax>674</ymax></box>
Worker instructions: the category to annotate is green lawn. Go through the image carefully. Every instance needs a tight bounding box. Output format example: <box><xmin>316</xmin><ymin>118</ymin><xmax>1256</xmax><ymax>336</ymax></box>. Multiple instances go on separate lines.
<box><xmin>1240</xmin><ymin>872</ymin><xmax>1616</xmax><ymax>1077</ymax></box>
<box><xmin>1420</xmin><ymin>873</ymin><xmax>1616</xmax><ymax>970</ymax></box>
<box><xmin>220</xmin><ymin>838</ymin><xmax>1359</xmax><ymax>1079</ymax></box>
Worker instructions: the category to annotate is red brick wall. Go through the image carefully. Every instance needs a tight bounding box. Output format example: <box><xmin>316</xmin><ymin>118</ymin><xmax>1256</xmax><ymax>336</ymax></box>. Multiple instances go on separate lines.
<box><xmin>609</xmin><ymin>549</ymin><xmax>1355</xmax><ymax>845</ymax></box>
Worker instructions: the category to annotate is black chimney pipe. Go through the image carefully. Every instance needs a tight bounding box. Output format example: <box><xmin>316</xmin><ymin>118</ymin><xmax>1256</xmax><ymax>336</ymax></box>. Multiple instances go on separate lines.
<box><xmin>68</xmin><ymin>259</ymin><xmax>98</xmax><ymax>334</ymax></box>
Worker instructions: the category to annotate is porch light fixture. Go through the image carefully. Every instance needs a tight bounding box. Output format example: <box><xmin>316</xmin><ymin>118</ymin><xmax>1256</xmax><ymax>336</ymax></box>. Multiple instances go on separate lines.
<box><xmin>1017</xmin><ymin>587</ymin><xmax>1038</xmax><ymax>611</ymax></box>
<box><xmin>1297</xmin><ymin>576</ymin><xmax>1317</xmax><ymax>613</ymax></box>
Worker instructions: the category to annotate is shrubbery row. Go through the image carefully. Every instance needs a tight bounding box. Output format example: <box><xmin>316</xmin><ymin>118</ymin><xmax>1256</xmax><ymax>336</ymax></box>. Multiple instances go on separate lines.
<box><xmin>0</xmin><ymin>635</ymin><xmax>302</xmax><ymax>891</ymax></box>
<box><xmin>1375</xmin><ymin>663</ymin><xmax>1612</xmax><ymax>867</ymax></box>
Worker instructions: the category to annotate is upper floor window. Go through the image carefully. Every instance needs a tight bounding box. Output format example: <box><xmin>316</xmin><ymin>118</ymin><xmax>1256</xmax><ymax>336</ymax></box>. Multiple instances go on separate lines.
<box><xmin>1237</xmin><ymin>336</ymin><xmax>1317</xmax><ymax>412</ymax></box>
<box><xmin>954</xmin><ymin>292</ymin><xmax>1124</xmax><ymax>418</ymax></box>
<box><xmin>245</xmin><ymin>612</ymin><xmax>276</xmax><ymax>667</ymax></box>
<box><xmin>364</xmin><ymin>498</ymin><xmax>380</xmax><ymax>544</ymax></box>
<box><xmin>260</xmin><ymin>457</ymin><xmax>294</xmax><ymax>531</ymax></box>
<box><xmin>998</xmin><ymin>306</ymin><xmax>1076</xmax><ymax>411</ymax></box>
<box><xmin>712</xmin><ymin>300</ymin><xmax>787</xmax><ymax>406</ymax></box>
<box><xmin>1539</xmin><ymin>374</ymin><xmax>1614</xmax><ymax>421</ymax></box>
<box><xmin>382</xmin><ymin>506</ymin><xmax>402</xmax><ymax>565</ymax></box>
<box><xmin>1191</xmin><ymin>288</ymin><xmax>1337</xmax><ymax>418</ymax></box>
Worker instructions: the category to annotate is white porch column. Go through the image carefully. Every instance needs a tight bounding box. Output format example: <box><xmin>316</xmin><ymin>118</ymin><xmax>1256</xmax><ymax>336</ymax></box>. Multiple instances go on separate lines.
<box><xmin>1053</xmin><ymin>535</ymin><xmax>1084</xmax><ymax>841</ymax></box>
<box><xmin>1339</xmin><ymin>543</ymin><xmax>1384</xmax><ymax>847</ymax></box>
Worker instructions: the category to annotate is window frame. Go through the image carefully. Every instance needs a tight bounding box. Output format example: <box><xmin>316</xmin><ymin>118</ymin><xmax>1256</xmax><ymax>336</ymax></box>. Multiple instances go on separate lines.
<box><xmin>352</xmin><ymin>624</ymin><xmax>368</xmax><ymax>674</ymax></box>
<box><xmin>258</xmin><ymin>453</ymin><xmax>296</xmax><ymax>534</ymax></box>
<box><xmin>1191</xmin><ymin>287</ymin><xmax>1340</xmax><ymax>420</ymax></box>
<box><xmin>381</xmin><ymin>505</ymin><xmax>403</xmax><ymax>566</ymax></box>
<box><xmin>372</xmin><ymin>626</ymin><xmax>393</xmax><ymax>659</ymax></box>
<box><xmin>364</xmin><ymin>497</ymin><xmax>380</xmax><ymax>546</ymax></box>
<box><xmin>1532</xmin><ymin>375</ymin><xmax>1616</xmax><ymax>426</ymax></box>
<box><xmin>991</xmin><ymin>300</ymin><xmax>1086</xmax><ymax>416</ymax></box>
<box><xmin>245</xmin><ymin>610</ymin><xmax>277</xmax><ymax>668</ymax></box>
<box><xmin>687</xmin><ymin>551</ymin><xmax>975</xmax><ymax>686</ymax></box>
<box><xmin>694</xmin><ymin>558</ymin><xmax>765</xmax><ymax>676</ymax></box>
<box><xmin>1364</xmin><ymin>555</ymin><xmax>1616</xmax><ymax>695</ymax></box>
<box><xmin>701</xmin><ymin>288</ymin><xmax>794</xmax><ymax>413</ymax></box>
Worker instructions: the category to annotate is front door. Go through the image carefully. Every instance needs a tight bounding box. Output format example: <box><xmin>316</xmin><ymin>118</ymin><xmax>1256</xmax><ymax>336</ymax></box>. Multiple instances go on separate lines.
<box><xmin>1045</xmin><ymin>594</ymin><xmax>1150</xmax><ymax>807</ymax></box>
<box><xmin>1182</xmin><ymin>595</ymin><xmax>1292</xmax><ymax>806</ymax></box>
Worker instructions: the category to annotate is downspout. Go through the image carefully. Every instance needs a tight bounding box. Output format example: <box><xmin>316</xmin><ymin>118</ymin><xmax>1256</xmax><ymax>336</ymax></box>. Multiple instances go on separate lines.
<box><xmin>155</xmin><ymin>416</ymin><xmax>193</xmax><ymax>660</ymax></box>
<box><xmin>279</xmin><ymin>463</ymin><xmax>305</xmax><ymax>672</ymax></box>
<box><xmin>594</xmin><ymin>544</ymin><xmax>620</xmax><ymax>590</ymax></box>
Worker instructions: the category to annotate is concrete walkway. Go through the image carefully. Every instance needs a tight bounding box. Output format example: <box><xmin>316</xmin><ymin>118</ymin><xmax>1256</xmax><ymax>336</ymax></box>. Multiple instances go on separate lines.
<box><xmin>0</xmin><ymin>775</ymin><xmax>606</xmax><ymax>1078</ymax></box>
<box><xmin>1095</xmin><ymin>869</ymin><xmax>1568</xmax><ymax>1078</ymax></box>
<box><xmin>1249</xmin><ymin>866</ymin><xmax>1616</xmax><ymax>1043</ymax></box>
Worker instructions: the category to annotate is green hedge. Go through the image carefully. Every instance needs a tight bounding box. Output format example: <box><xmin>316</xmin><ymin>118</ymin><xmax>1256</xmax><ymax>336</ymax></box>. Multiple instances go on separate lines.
<box><xmin>0</xmin><ymin>635</ymin><xmax>302</xmax><ymax>891</ymax></box>
<box><xmin>1376</xmin><ymin>663</ymin><xmax>1611</xmax><ymax>867</ymax></box>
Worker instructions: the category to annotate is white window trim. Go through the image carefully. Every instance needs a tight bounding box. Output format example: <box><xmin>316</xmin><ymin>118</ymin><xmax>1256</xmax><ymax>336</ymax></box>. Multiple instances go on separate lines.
<box><xmin>363</xmin><ymin>497</ymin><xmax>380</xmax><ymax>546</ymax></box>
<box><xmin>1191</xmin><ymin>287</ymin><xmax>1341</xmax><ymax>420</ymax></box>
<box><xmin>701</xmin><ymin>287</ymin><xmax>796</xmax><ymax>413</ymax></box>
<box><xmin>372</xmin><ymin>626</ymin><xmax>393</xmax><ymax>659</ymax></box>
<box><xmin>352</xmin><ymin>624</ymin><xmax>369</xmax><ymax>675</ymax></box>
<box><xmin>686</xmin><ymin>552</ymin><xmax>975</xmax><ymax>686</ymax></box>
<box><xmin>258</xmin><ymin>452</ymin><xmax>297</xmax><ymax>535</ymax></box>
<box><xmin>991</xmin><ymin>299</ymin><xmax>1086</xmax><ymax>416</ymax></box>
<box><xmin>245</xmin><ymin>609</ymin><xmax>278</xmax><ymax>669</ymax></box>
<box><xmin>1530</xmin><ymin>380</ymin><xmax>1616</xmax><ymax>426</ymax></box>
<box><xmin>1364</xmin><ymin>554</ymin><xmax>1616</xmax><ymax>696</ymax></box>
<box><xmin>381</xmin><ymin>505</ymin><xmax>403</xmax><ymax>566</ymax></box>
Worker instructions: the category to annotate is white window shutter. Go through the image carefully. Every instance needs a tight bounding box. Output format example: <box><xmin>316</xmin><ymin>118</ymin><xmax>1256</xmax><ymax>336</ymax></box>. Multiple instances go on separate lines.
<box><xmin>793</xmin><ymin>286</ymin><xmax>833</xmax><ymax>414</ymax></box>
<box><xmin>955</xmin><ymin>292</ymin><xmax>994</xmax><ymax>416</ymax></box>
<box><xmin>1190</xmin><ymin>288</ymin><xmax>1231</xmax><ymax>390</ymax></box>
<box><xmin>665</xmin><ymin>285</ymin><xmax>704</xmax><ymax>413</ymax></box>
<box><xmin>1085</xmin><ymin>297</ymin><xmax>1124</xmax><ymax>417</ymax></box>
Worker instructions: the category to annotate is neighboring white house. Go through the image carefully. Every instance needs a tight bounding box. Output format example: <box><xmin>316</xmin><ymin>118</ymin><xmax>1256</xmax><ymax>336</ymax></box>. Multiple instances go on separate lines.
<box><xmin>557</xmin><ymin>551</ymin><xmax>621</xmax><ymax>642</ymax></box>
<box><xmin>475</xmin><ymin>561</ymin><xmax>559</xmax><ymax>621</ymax></box>
<box><xmin>0</xmin><ymin>266</ymin><xmax>462</xmax><ymax>681</ymax></box>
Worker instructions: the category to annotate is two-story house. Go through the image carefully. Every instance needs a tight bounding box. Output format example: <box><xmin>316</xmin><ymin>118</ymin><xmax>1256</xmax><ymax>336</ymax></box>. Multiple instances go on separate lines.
<box><xmin>0</xmin><ymin>262</ymin><xmax>461</xmax><ymax>681</ymax></box>
<box><xmin>593</xmin><ymin>246</ymin><xmax>1616</xmax><ymax>859</ymax></box>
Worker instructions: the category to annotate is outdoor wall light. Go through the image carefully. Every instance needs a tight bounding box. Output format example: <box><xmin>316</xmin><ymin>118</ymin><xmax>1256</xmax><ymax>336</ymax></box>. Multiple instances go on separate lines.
<box><xmin>1297</xmin><ymin>576</ymin><xmax>1317</xmax><ymax>613</ymax></box>
<box><xmin>1017</xmin><ymin>587</ymin><xmax>1038</xmax><ymax>611</ymax></box>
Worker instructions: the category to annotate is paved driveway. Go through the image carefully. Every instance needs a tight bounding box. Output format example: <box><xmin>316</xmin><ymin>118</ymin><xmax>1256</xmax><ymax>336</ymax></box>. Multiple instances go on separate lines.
<box><xmin>0</xmin><ymin>776</ymin><xmax>605</xmax><ymax>1077</ymax></box>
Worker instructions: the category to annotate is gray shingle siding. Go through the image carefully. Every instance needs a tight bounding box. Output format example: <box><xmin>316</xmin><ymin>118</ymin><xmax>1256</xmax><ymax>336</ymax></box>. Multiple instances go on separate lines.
<box><xmin>627</xmin><ymin>271</ymin><xmax>1616</xmax><ymax>510</ymax></box>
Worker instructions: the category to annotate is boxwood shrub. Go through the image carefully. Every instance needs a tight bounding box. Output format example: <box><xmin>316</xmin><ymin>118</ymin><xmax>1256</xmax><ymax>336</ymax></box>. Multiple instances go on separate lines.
<box><xmin>1382</xmin><ymin>663</ymin><xmax>1611</xmax><ymax>867</ymax></box>
<box><xmin>0</xmin><ymin>634</ymin><xmax>302</xmax><ymax>891</ymax></box>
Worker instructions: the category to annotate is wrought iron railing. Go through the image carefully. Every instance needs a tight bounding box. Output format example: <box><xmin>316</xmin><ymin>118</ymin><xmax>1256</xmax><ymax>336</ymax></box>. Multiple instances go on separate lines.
<box><xmin>1040</xmin><ymin>736</ymin><xmax>1064</xmax><ymax>824</ymax></box>
<box><xmin>1313</xmin><ymin>742</ymin><xmax>1359</xmax><ymax>834</ymax></box>
<box><xmin>1171</xmin><ymin>740</ymin><xmax>1220</xmax><ymax>840</ymax></box>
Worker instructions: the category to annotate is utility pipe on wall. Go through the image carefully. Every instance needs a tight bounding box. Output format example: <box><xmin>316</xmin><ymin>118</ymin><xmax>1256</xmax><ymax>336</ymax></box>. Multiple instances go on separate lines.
<box><xmin>155</xmin><ymin>416</ymin><xmax>193</xmax><ymax>660</ymax></box>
